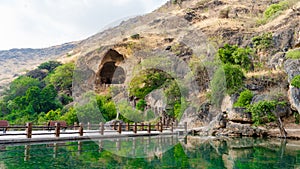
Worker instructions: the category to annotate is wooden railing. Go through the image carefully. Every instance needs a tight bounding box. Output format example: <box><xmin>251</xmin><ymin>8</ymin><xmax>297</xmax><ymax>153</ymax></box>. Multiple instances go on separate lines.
<box><xmin>0</xmin><ymin>121</ymin><xmax>188</xmax><ymax>139</ymax></box>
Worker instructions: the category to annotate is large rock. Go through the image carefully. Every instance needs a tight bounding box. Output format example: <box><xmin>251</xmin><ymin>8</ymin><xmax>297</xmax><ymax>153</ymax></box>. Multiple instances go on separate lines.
<box><xmin>268</xmin><ymin>52</ymin><xmax>286</xmax><ymax>70</ymax></box>
<box><xmin>144</xmin><ymin>88</ymin><xmax>167</xmax><ymax>117</ymax></box>
<box><xmin>180</xmin><ymin>102</ymin><xmax>218</xmax><ymax>128</ymax></box>
<box><xmin>227</xmin><ymin>108</ymin><xmax>252</xmax><ymax>123</ymax></box>
<box><xmin>284</xmin><ymin>59</ymin><xmax>300</xmax><ymax>113</ymax></box>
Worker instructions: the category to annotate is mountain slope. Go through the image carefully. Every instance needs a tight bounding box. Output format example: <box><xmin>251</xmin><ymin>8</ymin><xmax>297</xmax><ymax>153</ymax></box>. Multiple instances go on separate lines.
<box><xmin>0</xmin><ymin>42</ymin><xmax>78</xmax><ymax>93</ymax></box>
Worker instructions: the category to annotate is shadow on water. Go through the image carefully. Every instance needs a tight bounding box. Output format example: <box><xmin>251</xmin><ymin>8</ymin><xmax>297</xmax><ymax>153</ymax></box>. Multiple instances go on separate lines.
<box><xmin>1</xmin><ymin>136</ymin><xmax>300</xmax><ymax>168</ymax></box>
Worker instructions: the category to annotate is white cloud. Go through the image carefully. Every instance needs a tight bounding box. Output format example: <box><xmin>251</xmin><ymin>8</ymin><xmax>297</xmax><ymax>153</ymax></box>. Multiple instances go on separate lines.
<box><xmin>0</xmin><ymin>0</ymin><xmax>168</xmax><ymax>50</ymax></box>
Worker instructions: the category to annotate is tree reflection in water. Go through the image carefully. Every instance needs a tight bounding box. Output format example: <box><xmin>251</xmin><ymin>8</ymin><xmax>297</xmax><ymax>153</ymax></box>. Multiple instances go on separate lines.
<box><xmin>0</xmin><ymin>136</ymin><xmax>300</xmax><ymax>168</ymax></box>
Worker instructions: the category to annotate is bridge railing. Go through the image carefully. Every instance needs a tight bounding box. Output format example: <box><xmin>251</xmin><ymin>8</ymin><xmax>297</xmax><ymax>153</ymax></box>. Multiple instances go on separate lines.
<box><xmin>0</xmin><ymin>121</ymin><xmax>188</xmax><ymax>139</ymax></box>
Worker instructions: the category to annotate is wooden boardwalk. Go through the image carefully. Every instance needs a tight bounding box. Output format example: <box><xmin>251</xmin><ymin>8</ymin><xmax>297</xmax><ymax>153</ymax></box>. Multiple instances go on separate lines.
<box><xmin>0</xmin><ymin>121</ymin><xmax>187</xmax><ymax>144</ymax></box>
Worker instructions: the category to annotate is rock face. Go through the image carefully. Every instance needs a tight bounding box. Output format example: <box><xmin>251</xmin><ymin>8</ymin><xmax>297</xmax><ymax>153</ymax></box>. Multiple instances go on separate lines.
<box><xmin>227</xmin><ymin>108</ymin><xmax>252</xmax><ymax>123</ymax></box>
<box><xmin>269</xmin><ymin>52</ymin><xmax>286</xmax><ymax>70</ymax></box>
<box><xmin>194</xmin><ymin>112</ymin><xmax>267</xmax><ymax>137</ymax></box>
<box><xmin>284</xmin><ymin>58</ymin><xmax>300</xmax><ymax>113</ymax></box>
<box><xmin>144</xmin><ymin>89</ymin><xmax>167</xmax><ymax>117</ymax></box>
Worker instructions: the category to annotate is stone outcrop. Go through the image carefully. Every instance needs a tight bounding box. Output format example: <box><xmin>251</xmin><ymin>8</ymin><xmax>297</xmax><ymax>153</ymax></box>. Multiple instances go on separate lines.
<box><xmin>284</xmin><ymin>58</ymin><xmax>300</xmax><ymax>113</ymax></box>
<box><xmin>227</xmin><ymin>108</ymin><xmax>252</xmax><ymax>123</ymax></box>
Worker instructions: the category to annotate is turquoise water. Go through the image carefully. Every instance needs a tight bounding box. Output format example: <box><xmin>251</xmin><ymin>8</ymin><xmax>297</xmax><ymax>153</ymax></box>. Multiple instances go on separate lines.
<box><xmin>0</xmin><ymin>136</ymin><xmax>300</xmax><ymax>168</ymax></box>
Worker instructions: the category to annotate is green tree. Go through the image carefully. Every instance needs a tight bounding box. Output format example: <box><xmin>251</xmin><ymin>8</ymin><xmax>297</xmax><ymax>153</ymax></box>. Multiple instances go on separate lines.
<box><xmin>4</xmin><ymin>76</ymin><xmax>41</xmax><ymax>101</ymax></box>
<box><xmin>60</xmin><ymin>107</ymin><xmax>78</xmax><ymax>125</ymax></box>
<box><xmin>96</xmin><ymin>95</ymin><xmax>117</xmax><ymax>121</ymax></box>
<box><xmin>49</xmin><ymin>62</ymin><xmax>74</xmax><ymax>92</ymax></box>
<box><xmin>38</xmin><ymin>61</ymin><xmax>62</xmax><ymax>72</ymax></box>
<box><xmin>75</xmin><ymin>92</ymin><xmax>105</xmax><ymax>124</ymax></box>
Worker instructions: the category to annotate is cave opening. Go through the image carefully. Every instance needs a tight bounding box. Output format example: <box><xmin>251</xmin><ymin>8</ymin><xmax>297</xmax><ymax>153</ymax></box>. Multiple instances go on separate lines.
<box><xmin>99</xmin><ymin>62</ymin><xmax>125</xmax><ymax>84</ymax></box>
<box><xmin>96</xmin><ymin>49</ymin><xmax>126</xmax><ymax>86</ymax></box>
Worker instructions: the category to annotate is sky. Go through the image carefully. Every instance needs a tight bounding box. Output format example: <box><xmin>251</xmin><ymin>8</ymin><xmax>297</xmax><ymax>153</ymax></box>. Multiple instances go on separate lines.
<box><xmin>0</xmin><ymin>0</ymin><xmax>169</xmax><ymax>50</ymax></box>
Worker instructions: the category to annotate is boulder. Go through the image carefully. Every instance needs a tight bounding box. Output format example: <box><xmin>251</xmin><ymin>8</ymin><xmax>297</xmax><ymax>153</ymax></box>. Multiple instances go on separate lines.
<box><xmin>284</xmin><ymin>59</ymin><xmax>300</xmax><ymax>113</ymax></box>
<box><xmin>227</xmin><ymin>108</ymin><xmax>252</xmax><ymax>123</ymax></box>
<box><xmin>268</xmin><ymin>52</ymin><xmax>286</xmax><ymax>70</ymax></box>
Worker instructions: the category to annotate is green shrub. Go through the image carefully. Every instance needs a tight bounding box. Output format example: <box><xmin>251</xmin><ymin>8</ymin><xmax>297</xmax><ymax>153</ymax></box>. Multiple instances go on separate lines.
<box><xmin>60</xmin><ymin>107</ymin><xmax>78</xmax><ymax>125</ymax></box>
<box><xmin>218</xmin><ymin>44</ymin><xmax>253</xmax><ymax>71</ymax></box>
<box><xmin>286</xmin><ymin>50</ymin><xmax>300</xmax><ymax>59</ymax></box>
<box><xmin>247</xmin><ymin>101</ymin><xmax>285</xmax><ymax>125</ymax></box>
<box><xmin>96</xmin><ymin>95</ymin><xmax>117</xmax><ymax>121</ymax></box>
<box><xmin>129</xmin><ymin>69</ymin><xmax>170</xmax><ymax>99</ymax></box>
<box><xmin>252</xmin><ymin>33</ymin><xmax>273</xmax><ymax>51</ymax></box>
<box><xmin>117</xmin><ymin>101</ymin><xmax>143</xmax><ymax>122</ymax></box>
<box><xmin>38</xmin><ymin>61</ymin><xmax>62</xmax><ymax>73</ymax></box>
<box><xmin>210</xmin><ymin>64</ymin><xmax>245</xmax><ymax>107</ymax></box>
<box><xmin>264</xmin><ymin>1</ymin><xmax>289</xmax><ymax>20</ymax></box>
<box><xmin>130</xmin><ymin>34</ymin><xmax>140</xmax><ymax>39</ymax></box>
<box><xmin>223</xmin><ymin>64</ymin><xmax>245</xmax><ymax>95</ymax></box>
<box><xmin>136</xmin><ymin>99</ymin><xmax>147</xmax><ymax>111</ymax></box>
<box><xmin>234</xmin><ymin>89</ymin><xmax>254</xmax><ymax>108</ymax></box>
<box><xmin>291</xmin><ymin>75</ymin><xmax>300</xmax><ymax>88</ymax></box>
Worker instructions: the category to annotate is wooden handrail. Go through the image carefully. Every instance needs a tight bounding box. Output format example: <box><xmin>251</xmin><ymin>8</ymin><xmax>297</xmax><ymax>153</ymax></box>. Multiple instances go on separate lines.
<box><xmin>0</xmin><ymin>121</ymin><xmax>181</xmax><ymax>138</ymax></box>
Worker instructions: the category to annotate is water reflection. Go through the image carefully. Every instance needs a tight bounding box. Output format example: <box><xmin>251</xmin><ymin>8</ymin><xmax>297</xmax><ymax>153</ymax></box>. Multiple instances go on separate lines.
<box><xmin>0</xmin><ymin>136</ymin><xmax>300</xmax><ymax>168</ymax></box>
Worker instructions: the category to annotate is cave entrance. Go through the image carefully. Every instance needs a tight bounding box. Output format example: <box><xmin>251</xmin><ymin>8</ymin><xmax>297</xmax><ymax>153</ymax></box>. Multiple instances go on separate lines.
<box><xmin>99</xmin><ymin>62</ymin><xmax>125</xmax><ymax>84</ymax></box>
<box><xmin>97</xmin><ymin>49</ymin><xmax>126</xmax><ymax>86</ymax></box>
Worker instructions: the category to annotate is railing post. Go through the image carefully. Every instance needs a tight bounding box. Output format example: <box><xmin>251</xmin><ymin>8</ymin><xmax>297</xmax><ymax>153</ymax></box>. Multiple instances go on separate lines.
<box><xmin>79</xmin><ymin>123</ymin><xmax>83</xmax><ymax>136</ymax></box>
<box><xmin>160</xmin><ymin>122</ymin><xmax>163</xmax><ymax>133</ymax></box>
<box><xmin>148</xmin><ymin>123</ymin><xmax>151</xmax><ymax>134</ymax></box>
<box><xmin>118</xmin><ymin>122</ymin><xmax>122</xmax><ymax>134</ymax></box>
<box><xmin>126</xmin><ymin>123</ymin><xmax>129</xmax><ymax>131</ymax></box>
<box><xmin>184</xmin><ymin>122</ymin><xmax>187</xmax><ymax>134</ymax></box>
<box><xmin>100</xmin><ymin>122</ymin><xmax>104</xmax><ymax>135</ymax></box>
<box><xmin>55</xmin><ymin>122</ymin><xmax>60</xmax><ymax>138</ymax></box>
<box><xmin>141</xmin><ymin>122</ymin><xmax>144</xmax><ymax>131</ymax></box>
<box><xmin>74</xmin><ymin>122</ymin><xmax>77</xmax><ymax>130</ymax></box>
<box><xmin>156</xmin><ymin>123</ymin><xmax>159</xmax><ymax>131</ymax></box>
<box><xmin>171</xmin><ymin>122</ymin><xmax>173</xmax><ymax>133</ymax></box>
<box><xmin>87</xmin><ymin>122</ymin><xmax>91</xmax><ymax>130</ymax></box>
<box><xmin>26</xmin><ymin>122</ymin><xmax>32</xmax><ymax>138</ymax></box>
<box><xmin>133</xmin><ymin>122</ymin><xmax>137</xmax><ymax>134</ymax></box>
<box><xmin>113</xmin><ymin>122</ymin><xmax>117</xmax><ymax>130</ymax></box>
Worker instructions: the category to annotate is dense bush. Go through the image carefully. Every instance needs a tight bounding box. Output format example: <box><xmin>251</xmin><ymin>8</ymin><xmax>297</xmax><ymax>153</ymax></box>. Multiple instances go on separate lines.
<box><xmin>117</xmin><ymin>101</ymin><xmax>143</xmax><ymax>122</ymax></box>
<box><xmin>264</xmin><ymin>1</ymin><xmax>289</xmax><ymax>20</ymax></box>
<box><xmin>136</xmin><ymin>99</ymin><xmax>147</xmax><ymax>111</ymax></box>
<box><xmin>223</xmin><ymin>64</ymin><xmax>245</xmax><ymax>95</ymax></box>
<box><xmin>48</xmin><ymin>62</ymin><xmax>74</xmax><ymax>92</ymax></box>
<box><xmin>286</xmin><ymin>50</ymin><xmax>300</xmax><ymax>59</ymax></box>
<box><xmin>96</xmin><ymin>95</ymin><xmax>117</xmax><ymax>121</ymax></box>
<box><xmin>257</xmin><ymin>1</ymin><xmax>294</xmax><ymax>25</ymax></box>
<box><xmin>247</xmin><ymin>101</ymin><xmax>285</xmax><ymax>125</ymax></box>
<box><xmin>234</xmin><ymin>90</ymin><xmax>254</xmax><ymax>108</ymax></box>
<box><xmin>129</xmin><ymin>69</ymin><xmax>170</xmax><ymax>99</ymax></box>
<box><xmin>252</xmin><ymin>33</ymin><xmax>273</xmax><ymax>51</ymax></box>
<box><xmin>4</xmin><ymin>76</ymin><xmax>41</xmax><ymax>101</ymax></box>
<box><xmin>38</xmin><ymin>61</ymin><xmax>62</xmax><ymax>72</ymax></box>
<box><xmin>291</xmin><ymin>75</ymin><xmax>300</xmax><ymax>88</ymax></box>
<box><xmin>210</xmin><ymin>64</ymin><xmax>245</xmax><ymax>107</ymax></box>
<box><xmin>130</xmin><ymin>34</ymin><xmax>140</xmax><ymax>39</ymax></box>
<box><xmin>218</xmin><ymin>44</ymin><xmax>253</xmax><ymax>71</ymax></box>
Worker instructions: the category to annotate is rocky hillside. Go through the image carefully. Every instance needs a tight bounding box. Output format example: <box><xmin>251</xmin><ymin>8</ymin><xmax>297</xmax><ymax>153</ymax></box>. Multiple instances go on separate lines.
<box><xmin>69</xmin><ymin>0</ymin><xmax>300</xmax><ymax>136</ymax></box>
<box><xmin>0</xmin><ymin>42</ymin><xmax>78</xmax><ymax>93</ymax></box>
<box><xmin>2</xmin><ymin>0</ymin><xmax>300</xmax><ymax>137</ymax></box>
